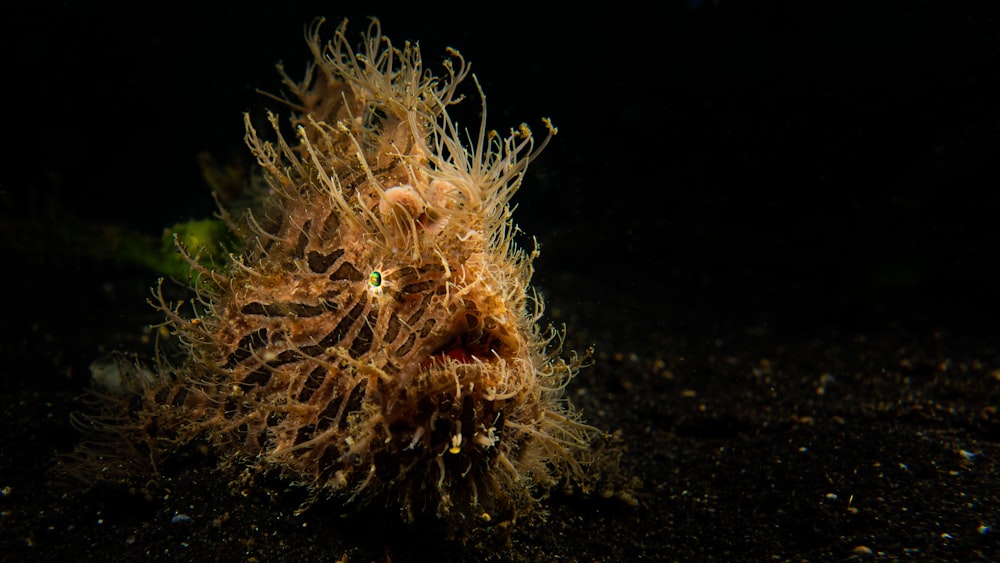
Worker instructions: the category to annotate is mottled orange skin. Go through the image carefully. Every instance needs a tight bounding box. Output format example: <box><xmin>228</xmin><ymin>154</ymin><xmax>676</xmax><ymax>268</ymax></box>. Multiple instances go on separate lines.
<box><xmin>66</xmin><ymin>18</ymin><xmax>599</xmax><ymax>535</ymax></box>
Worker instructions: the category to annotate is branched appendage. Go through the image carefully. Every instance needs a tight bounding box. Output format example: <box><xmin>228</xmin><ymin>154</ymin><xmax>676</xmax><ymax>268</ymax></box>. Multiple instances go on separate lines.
<box><xmin>54</xmin><ymin>350</ymin><xmax>196</xmax><ymax>489</ymax></box>
<box><xmin>58</xmin><ymin>17</ymin><xmax>613</xmax><ymax>540</ymax></box>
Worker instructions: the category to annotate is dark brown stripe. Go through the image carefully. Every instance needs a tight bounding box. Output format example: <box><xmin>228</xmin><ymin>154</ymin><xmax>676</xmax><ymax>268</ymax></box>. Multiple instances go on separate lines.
<box><xmin>465</xmin><ymin>313</ymin><xmax>480</xmax><ymax>331</ymax></box>
<box><xmin>330</xmin><ymin>261</ymin><xmax>364</xmax><ymax>282</ymax></box>
<box><xmin>419</xmin><ymin>318</ymin><xmax>436</xmax><ymax>338</ymax></box>
<box><xmin>316</xmin><ymin>381</ymin><xmax>365</xmax><ymax>432</ymax></box>
<box><xmin>339</xmin><ymin>382</ymin><xmax>366</xmax><ymax>430</ymax></box>
<box><xmin>383</xmin><ymin>313</ymin><xmax>401</xmax><ymax>344</ymax></box>
<box><xmin>298</xmin><ymin>366</ymin><xmax>327</xmax><ymax>402</ymax></box>
<box><xmin>307</xmin><ymin>248</ymin><xmax>345</xmax><ymax>273</ymax></box>
<box><xmin>402</xmin><ymin>280</ymin><xmax>435</xmax><ymax>294</ymax></box>
<box><xmin>225</xmin><ymin>328</ymin><xmax>268</xmax><ymax>368</ymax></box>
<box><xmin>349</xmin><ymin>317</ymin><xmax>374</xmax><ymax>357</ymax></box>
<box><xmin>319</xmin><ymin>301</ymin><xmax>365</xmax><ymax>348</ymax></box>
<box><xmin>318</xmin><ymin>210</ymin><xmax>340</xmax><ymax>240</ymax></box>
<box><xmin>294</xmin><ymin>424</ymin><xmax>316</xmax><ymax>446</ymax></box>
<box><xmin>292</xmin><ymin>220</ymin><xmax>312</xmax><ymax>258</ymax></box>
<box><xmin>404</xmin><ymin>296</ymin><xmax>427</xmax><ymax>326</ymax></box>
<box><xmin>240</xmin><ymin>301</ymin><xmax>329</xmax><ymax>318</ymax></box>
<box><xmin>395</xmin><ymin>332</ymin><xmax>416</xmax><ymax>357</ymax></box>
<box><xmin>240</xmin><ymin>367</ymin><xmax>272</xmax><ymax>390</ymax></box>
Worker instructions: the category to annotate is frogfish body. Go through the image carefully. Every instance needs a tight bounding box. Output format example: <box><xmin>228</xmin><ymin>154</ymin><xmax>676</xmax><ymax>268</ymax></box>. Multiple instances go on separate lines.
<box><xmin>67</xmin><ymin>18</ymin><xmax>599</xmax><ymax>534</ymax></box>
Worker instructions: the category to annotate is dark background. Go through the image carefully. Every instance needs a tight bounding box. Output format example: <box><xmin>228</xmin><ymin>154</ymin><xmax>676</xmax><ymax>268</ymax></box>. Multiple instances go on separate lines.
<box><xmin>10</xmin><ymin>1</ymin><xmax>1000</xmax><ymax>330</ymax></box>
<box><xmin>2</xmin><ymin>1</ymin><xmax>999</xmax><ymax>561</ymax></box>
<box><xmin>3</xmin><ymin>1</ymin><xmax>1000</xmax><ymax>326</ymax></box>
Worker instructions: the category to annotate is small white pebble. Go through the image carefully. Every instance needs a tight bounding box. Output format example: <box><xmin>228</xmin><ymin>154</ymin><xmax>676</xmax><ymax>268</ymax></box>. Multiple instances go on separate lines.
<box><xmin>171</xmin><ymin>514</ymin><xmax>192</xmax><ymax>524</ymax></box>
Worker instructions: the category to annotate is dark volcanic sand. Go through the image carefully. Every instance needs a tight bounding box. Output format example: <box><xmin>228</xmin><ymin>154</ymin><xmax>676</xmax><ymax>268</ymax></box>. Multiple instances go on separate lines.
<box><xmin>3</xmin><ymin>2</ymin><xmax>999</xmax><ymax>561</ymax></box>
